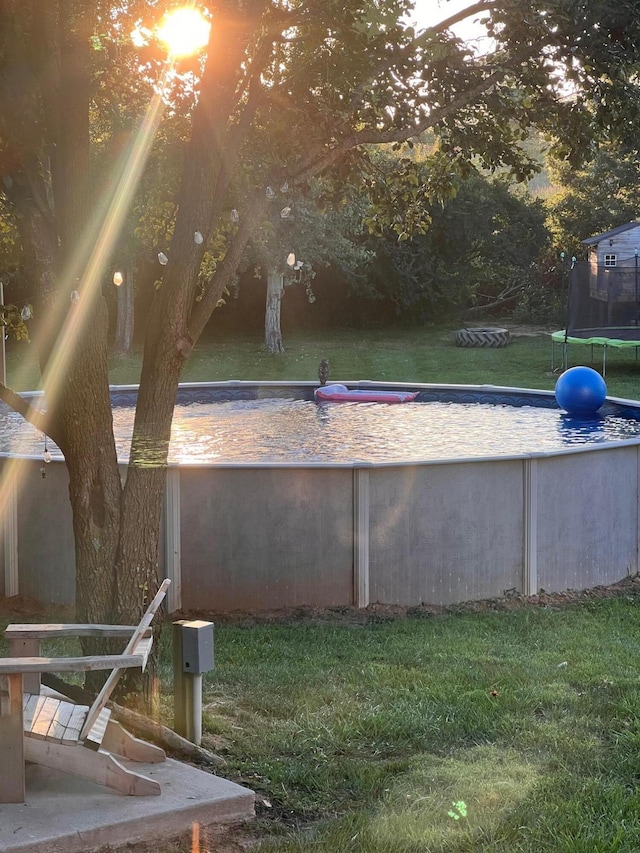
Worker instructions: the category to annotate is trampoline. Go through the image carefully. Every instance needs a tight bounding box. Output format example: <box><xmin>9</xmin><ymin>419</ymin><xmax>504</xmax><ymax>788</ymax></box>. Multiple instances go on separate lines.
<box><xmin>552</xmin><ymin>258</ymin><xmax>640</xmax><ymax>376</ymax></box>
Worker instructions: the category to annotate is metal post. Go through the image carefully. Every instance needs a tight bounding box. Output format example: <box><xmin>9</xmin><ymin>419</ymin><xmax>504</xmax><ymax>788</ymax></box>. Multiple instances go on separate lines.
<box><xmin>353</xmin><ymin>467</ymin><xmax>370</xmax><ymax>608</ymax></box>
<box><xmin>635</xmin><ymin>249</ymin><xmax>638</xmax><ymax>325</ymax></box>
<box><xmin>560</xmin><ymin>251</ymin><xmax>566</xmax><ymax>329</ymax></box>
<box><xmin>562</xmin><ymin>252</ymin><xmax>570</xmax><ymax>349</ymax></box>
<box><xmin>3</xmin><ymin>470</ymin><xmax>18</xmax><ymax>597</ymax></box>
<box><xmin>188</xmin><ymin>674</ymin><xmax>203</xmax><ymax>746</ymax></box>
<box><xmin>164</xmin><ymin>469</ymin><xmax>182</xmax><ymax>613</ymax></box>
<box><xmin>172</xmin><ymin>619</ymin><xmax>214</xmax><ymax>747</ymax></box>
<box><xmin>523</xmin><ymin>458</ymin><xmax>538</xmax><ymax>596</ymax></box>
<box><xmin>0</xmin><ymin>281</ymin><xmax>6</xmax><ymax>385</ymax></box>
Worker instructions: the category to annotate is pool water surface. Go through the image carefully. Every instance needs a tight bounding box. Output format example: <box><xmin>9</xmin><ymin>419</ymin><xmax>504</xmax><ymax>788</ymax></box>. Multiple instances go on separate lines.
<box><xmin>2</xmin><ymin>397</ymin><xmax>640</xmax><ymax>464</ymax></box>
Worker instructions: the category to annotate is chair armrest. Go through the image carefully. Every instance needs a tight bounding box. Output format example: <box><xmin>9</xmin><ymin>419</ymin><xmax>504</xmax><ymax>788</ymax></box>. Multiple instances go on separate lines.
<box><xmin>135</xmin><ymin>636</ymin><xmax>153</xmax><ymax>671</ymax></box>
<box><xmin>4</xmin><ymin>624</ymin><xmax>152</xmax><ymax>640</ymax></box>
<box><xmin>0</xmin><ymin>651</ymin><xmax>150</xmax><ymax>674</ymax></box>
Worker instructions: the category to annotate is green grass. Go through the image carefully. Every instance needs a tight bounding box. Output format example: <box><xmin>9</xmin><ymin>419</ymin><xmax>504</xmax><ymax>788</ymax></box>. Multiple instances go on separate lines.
<box><xmin>6</xmin><ymin>326</ymin><xmax>640</xmax><ymax>849</ymax></box>
<box><xmin>7</xmin><ymin>596</ymin><xmax>640</xmax><ymax>849</ymax></box>
<box><xmin>8</xmin><ymin>325</ymin><xmax>640</xmax><ymax>400</ymax></box>
<box><xmin>182</xmin><ymin>595</ymin><xmax>640</xmax><ymax>851</ymax></box>
<box><xmin>5</xmin><ymin>582</ymin><xmax>640</xmax><ymax>850</ymax></box>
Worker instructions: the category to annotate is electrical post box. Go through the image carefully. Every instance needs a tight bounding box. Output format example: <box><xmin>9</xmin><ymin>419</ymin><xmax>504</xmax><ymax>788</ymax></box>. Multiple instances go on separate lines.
<box><xmin>173</xmin><ymin>619</ymin><xmax>215</xmax><ymax>745</ymax></box>
<box><xmin>180</xmin><ymin>620</ymin><xmax>215</xmax><ymax>674</ymax></box>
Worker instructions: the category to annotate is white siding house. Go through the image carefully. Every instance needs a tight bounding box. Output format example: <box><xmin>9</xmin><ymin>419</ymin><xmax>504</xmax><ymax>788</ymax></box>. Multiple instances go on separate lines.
<box><xmin>582</xmin><ymin>221</ymin><xmax>640</xmax><ymax>304</ymax></box>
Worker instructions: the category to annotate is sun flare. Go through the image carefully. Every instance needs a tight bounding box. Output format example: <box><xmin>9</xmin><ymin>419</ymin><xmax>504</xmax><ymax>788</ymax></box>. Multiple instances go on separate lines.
<box><xmin>157</xmin><ymin>7</ymin><xmax>210</xmax><ymax>57</ymax></box>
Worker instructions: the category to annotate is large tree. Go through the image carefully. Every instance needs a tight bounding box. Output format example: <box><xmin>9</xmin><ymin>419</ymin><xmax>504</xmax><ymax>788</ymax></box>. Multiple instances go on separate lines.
<box><xmin>243</xmin><ymin>182</ymin><xmax>370</xmax><ymax>352</ymax></box>
<box><xmin>1</xmin><ymin>0</ymin><xmax>640</xmax><ymax>694</ymax></box>
<box><xmin>354</xmin><ymin>166</ymin><xmax>549</xmax><ymax>321</ymax></box>
<box><xmin>548</xmin><ymin>144</ymin><xmax>640</xmax><ymax>256</ymax></box>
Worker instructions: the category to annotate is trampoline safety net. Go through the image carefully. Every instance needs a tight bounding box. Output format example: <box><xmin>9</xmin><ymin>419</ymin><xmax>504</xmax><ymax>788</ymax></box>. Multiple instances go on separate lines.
<box><xmin>565</xmin><ymin>259</ymin><xmax>640</xmax><ymax>342</ymax></box>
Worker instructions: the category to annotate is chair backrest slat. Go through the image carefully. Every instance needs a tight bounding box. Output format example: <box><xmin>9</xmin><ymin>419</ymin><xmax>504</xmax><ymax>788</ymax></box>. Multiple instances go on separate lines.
<box><xmin>79</xmin><ymin>579</ymin><xmax>170</xmax><ymax>742</ymax></box>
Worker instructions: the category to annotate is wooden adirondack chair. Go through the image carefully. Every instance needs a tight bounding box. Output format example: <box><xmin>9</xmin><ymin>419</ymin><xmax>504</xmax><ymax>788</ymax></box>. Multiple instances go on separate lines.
<box><xmin>0</xmin><ymin>579</ymin><xmax>170</xmax><ymax>803</ymax></box>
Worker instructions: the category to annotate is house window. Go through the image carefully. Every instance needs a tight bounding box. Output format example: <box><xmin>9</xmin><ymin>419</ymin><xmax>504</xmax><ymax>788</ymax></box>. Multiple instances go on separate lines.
<box><xmin>604</xmin><ymin>254</ymin><xmax>617</xmax><ymax>267</ymax></box>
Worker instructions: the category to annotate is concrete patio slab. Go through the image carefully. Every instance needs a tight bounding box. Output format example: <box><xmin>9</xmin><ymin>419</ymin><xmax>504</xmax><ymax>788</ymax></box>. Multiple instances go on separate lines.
<box><xmin>0</xmin><ymin>757</ymin><xmax>255</xmax><ymax>853</ymax></box>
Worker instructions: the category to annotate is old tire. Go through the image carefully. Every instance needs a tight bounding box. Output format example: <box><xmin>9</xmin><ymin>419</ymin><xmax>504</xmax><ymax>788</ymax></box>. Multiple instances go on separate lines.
<box><xmin>455</xmin><ymin>327</ymin><xmax>511</xmax><ymax>348</ymax></box>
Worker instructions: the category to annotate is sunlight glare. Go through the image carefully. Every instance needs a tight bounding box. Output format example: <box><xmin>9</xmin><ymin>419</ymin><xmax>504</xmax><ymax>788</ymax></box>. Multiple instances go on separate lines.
<box><xmin>158</xmin><ymin>7</ymin><xmax>210</xmax><ymax>57</ymax></box>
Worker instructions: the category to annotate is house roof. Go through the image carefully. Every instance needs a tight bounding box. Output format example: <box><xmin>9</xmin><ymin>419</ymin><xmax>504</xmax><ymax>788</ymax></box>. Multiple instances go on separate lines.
<box><xmin>581</xmin><ymin>221</ymin><xmax>640</xmax><ymax>245</ymax></box>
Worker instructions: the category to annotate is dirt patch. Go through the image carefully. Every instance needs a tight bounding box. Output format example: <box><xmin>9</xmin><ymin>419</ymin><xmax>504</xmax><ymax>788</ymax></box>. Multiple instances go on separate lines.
<box><xmin>497</xmin><ymin>321</ymin><xmax>558</xmax><ymax>338</ymax></box>
<box><xmin>94</xmin><ymin>821</ymin><xmax>261</xmax><ymax>853</ymax></box>
<box><xmin>174</xmin><ymin>574</ymin><xmax>640</xmax><ymax>628</ymax></box>
<box><xmin>5</xmin><ymin>575</ymin><xmax>636</xmax><ymax>627</ymax></box>
<box><xmin>0</xmin><ymin>593</ymin><xmax>66</xmax><ymax>618</ymax></box>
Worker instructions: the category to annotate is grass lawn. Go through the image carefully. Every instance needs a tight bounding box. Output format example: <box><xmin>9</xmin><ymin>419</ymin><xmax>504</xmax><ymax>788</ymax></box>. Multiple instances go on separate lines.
<box><xmin>5</xmin><ymin>324</ymin><xmax>640</xmax><ymax>850</ymax></box>
<box><xmin>7</xmin><ymin>323</ymin><xmax>640</xmax><ymax>399</ymax></box>
<box><xmin>4</xmin><ymin>590</ymin><xmax>640</xmax><ymax>851</ymax></box>
<box><xmin>188</xmin><ymin>591</ymin><xmax>640</xmax><ymax>852</ymax></box>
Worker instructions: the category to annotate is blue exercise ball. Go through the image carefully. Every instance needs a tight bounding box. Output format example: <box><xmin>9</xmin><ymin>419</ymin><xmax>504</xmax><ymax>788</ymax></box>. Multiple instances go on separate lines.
<box><xmin>555</xmin><ymin>366</ymin><xmax>607</xmax><ymax>415</ymax></box>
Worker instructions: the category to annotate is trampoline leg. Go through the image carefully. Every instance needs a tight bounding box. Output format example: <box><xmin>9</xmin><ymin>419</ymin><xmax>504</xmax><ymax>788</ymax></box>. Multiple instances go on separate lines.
<box><xmin>563</xmin><ymin>343</ymin><xmax>568</xmax><ymax>372</ymax></box>
<box><xmin>602</xmin><ymin>346</ymin><xmax>607</xmax><ymax>378</ymax></box>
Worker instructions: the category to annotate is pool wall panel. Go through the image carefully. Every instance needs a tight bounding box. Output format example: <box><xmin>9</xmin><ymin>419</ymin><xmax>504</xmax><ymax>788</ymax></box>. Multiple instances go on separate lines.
<box><xmin>5</xmin><ymin>448</ymin><xmax>639</xmax><ymax>610</ymax></box>
<box><xmin>14</xmin><ymin>459</ymin><xmax>75</xmax><ymax>604</ymax></box>
<box><xmin>179</xmin><ymin>467</ymin><xmax>354</xmax><ymax>610</ymax></box>
<box><xmin>368</xmin><ymin>461</ymin><xmax>524</xmax><ymax>605</ymax></box>
<box><xmin>535</xmin><ymin>446</ymin><xmax>638</xmax><ymax>591</ymax></box>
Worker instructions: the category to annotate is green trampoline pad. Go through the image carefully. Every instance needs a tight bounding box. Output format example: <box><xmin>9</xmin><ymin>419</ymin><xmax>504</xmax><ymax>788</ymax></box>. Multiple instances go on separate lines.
<box><xmin>552</xmin><ymin>329</ymin><xmax>640</xmax><ymax>348</ymax></box>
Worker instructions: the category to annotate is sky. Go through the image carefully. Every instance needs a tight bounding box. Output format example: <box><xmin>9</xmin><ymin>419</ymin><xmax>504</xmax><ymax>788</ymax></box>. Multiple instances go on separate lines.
<box><xmin>408</xmin><ymin>0</ymin><xmax>490</xmax><ymax>47</ymax></box>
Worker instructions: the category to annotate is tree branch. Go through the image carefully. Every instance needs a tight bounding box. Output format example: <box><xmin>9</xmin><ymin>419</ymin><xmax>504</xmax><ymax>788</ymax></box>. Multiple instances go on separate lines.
<box><xmin>431</xmin><ymin>1</ymin><xmax>496</xmax><ymax>34</ymax></box>
<box><xmin>40</xmin><ymin>672</ymin><xmax>225</xmax><ymax>767</ymax></box>
<box><xmin>186</xmin><ymin>194</ymin><xmax>268</xmax><ymax>344</ymax></box>
<box><xmin>464</xmin><ymin>289</ymin><xmax>522</xmax><ymax>316</ymax></box>
<box><xmin>290</xmin><ymin>65</ymin><xmax>507</xmax><ymax>185</ymax></box>
<box><xmin>0</xmin><ymin>384</ymin><xmax>48</xmax><ymax>430</ymax></box>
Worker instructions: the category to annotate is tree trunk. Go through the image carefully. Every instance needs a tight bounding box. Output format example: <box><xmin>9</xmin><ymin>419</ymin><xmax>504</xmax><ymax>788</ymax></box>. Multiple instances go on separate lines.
<box><xmin>39</xmin><ymin>1</ymin><xmax>124</xmax><ymax>685</ymax></box>
<box><xmin>0</xmin><ymin>1</ymin><xmax>266</xmax><ymax>710</ymax></box>
<box><xmin>265</xmin><ymin>270</ymin><xmax>285</xmax><ymax>353</ymax></box>
<box><xmin>61</xmin><ymin>304</ymin><xmax>123</xmax><ymax>632</ymax></box>
<box><xmin>113</xmin><ymin>261</ymin><xmax>135</xmax><ymax>354</ymax></box>
<box><xmin>0</xmin><ymin>3</ymin><xmax>123</xmax><ymax>651</ymax></box>
<box><xmin>85</xmin><ymin>2</ymin><xmax>269</xmax><ymax>701</ymax></box>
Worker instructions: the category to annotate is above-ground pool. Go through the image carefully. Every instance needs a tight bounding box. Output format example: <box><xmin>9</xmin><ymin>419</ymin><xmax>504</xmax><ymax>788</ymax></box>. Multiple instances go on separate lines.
<box><xmin>3</xmin><ymin>383</ymin><xmax>640</xmax><ymax>464</ymax></box>
<box><xmin>2</xmin><ymin>381</ymin><xmax>640</xmax><ymax>612</ymax></box>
